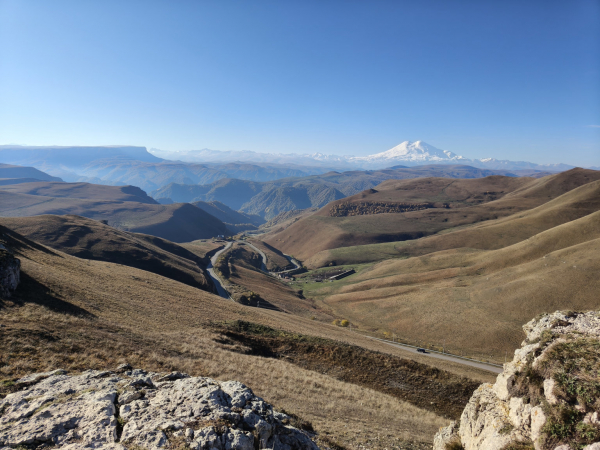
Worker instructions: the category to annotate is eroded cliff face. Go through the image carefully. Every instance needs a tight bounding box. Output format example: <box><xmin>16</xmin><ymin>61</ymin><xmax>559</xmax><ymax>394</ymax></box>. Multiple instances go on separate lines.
<box><xmin>0</xmin><ymin>243</ymin><xmax>20</xmax><ymax>298</ymax></box>
<box><xmin>0</xmin><ymin>366</ymin><xmax>320</xmax><ymax>450</ymax></box>
<box><xmin>434</xmin><ymin>311</ymin><xmax>600</xmax><ymax>450</ymax></box>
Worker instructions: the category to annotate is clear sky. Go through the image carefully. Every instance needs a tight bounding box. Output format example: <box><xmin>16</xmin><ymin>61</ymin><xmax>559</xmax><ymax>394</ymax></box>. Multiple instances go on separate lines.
<box><xmin>1</xmin><ymin>0</ymin><xmax>599</xmax><ymax>166</ymax></box>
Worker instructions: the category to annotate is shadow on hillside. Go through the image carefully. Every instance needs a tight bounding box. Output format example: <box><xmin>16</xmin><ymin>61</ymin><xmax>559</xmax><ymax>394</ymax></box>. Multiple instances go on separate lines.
<box><xmin>2</xmin><ymin>272</ymin><xmax>95</xmax><ymax>318</ymax></box>
<box><xmin>0</xmin><ymin>224</ymin><xmax>62</xmax><ymax>258</ymax></box>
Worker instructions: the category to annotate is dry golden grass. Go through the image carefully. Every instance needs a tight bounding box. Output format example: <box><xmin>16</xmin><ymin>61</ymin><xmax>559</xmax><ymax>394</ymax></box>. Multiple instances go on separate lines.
<box><xmin>0</xmin><ymin>225</ymin><xmax>494</xmax><ymax>448</ymax></box>
<box><xmin>264</xmin><ymin>169</ymin><xmax>600</xmax><ymax>263</ymax></box>
<box><xmin>0</xmin><ymin>181</ymin><xmax>156</xmax><ymax>203</ymax></box>
<box><xmin>0</xmin><ymin>215</ymin><xmax>214</xmax><ymax>291</ymax></box>
<box><xmin>0</xmin><ymin>303</ymin><xmax>447</xmax><ymax>448</ymax></box>
<box><xmin>304</xmin><ymin>178</ymin><xmax>600</xmax><ymax>268</ymax></box>
<box><xmin>0</xmin><ymin>190</ymin><xmax>227</xmax><ymax>243</ymax></box>
<box><xmin>305</xmin><ymin>210</ymin><xmax>600</xmax><ymax>361</ymax></box>
<box><xmin>179</xmin><ymin>239</ymin><xmax>226</xmax><ymax>260</ymax></box>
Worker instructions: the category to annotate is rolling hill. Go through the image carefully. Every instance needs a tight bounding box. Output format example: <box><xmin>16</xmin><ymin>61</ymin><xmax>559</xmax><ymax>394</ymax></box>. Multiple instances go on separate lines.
<box><xmin>264</xmin><ymin>168</ymin><xmax>600</xmax><ymax>263</ymax></box>
<box><xmin>0</xmin><ymin>215</ymin><xmax>214</xmax><ymax>292</ymax></box>
<box><xmin>152</xmin><ymin>165</ymin><xmax>520</xmax><ymax>219</ymax></box>
<box><xmin>0</xmin><ymin>181</ymin><xmax>229</xmax><ymax>242</ymax></box>
<box><xmin>0</xmin><ymin>181</ymin><xmax>158</xmax><ymax>204</ymax></box>
<box><xmin>0</xmin><ymin>163</ymin><xmax>63</xmax><ymax>182</ymax></box>
<box><xmin>301</xmin><ymin>208</ymin><xmax>600</xmax><ymax>360</ymax></box>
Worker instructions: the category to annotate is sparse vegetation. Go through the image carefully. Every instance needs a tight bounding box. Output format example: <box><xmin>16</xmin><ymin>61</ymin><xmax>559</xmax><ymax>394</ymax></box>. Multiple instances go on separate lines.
<box><xmin>329</xmin><ymin>201</ymin><xmax>437</xmax><ymax>217</ymax></box>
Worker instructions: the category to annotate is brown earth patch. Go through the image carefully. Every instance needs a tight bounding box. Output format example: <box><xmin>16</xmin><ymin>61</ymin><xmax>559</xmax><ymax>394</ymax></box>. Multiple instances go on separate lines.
<box><xmin>214</xmin><ymin>320</ymin><xmax>480</xmax><ymax>420</ymax></box>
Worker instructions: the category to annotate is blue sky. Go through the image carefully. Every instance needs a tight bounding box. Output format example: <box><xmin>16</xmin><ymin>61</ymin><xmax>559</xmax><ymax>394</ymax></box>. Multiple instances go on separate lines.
<box><xmin>1</xmin><ymin>0</ymin><xmax>599</xmax><ymax>166</ymax></box>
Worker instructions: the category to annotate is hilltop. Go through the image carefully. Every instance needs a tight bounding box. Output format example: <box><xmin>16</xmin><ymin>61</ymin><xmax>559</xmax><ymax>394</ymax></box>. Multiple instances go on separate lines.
<box><xmin>264</xmin><ymin>168</ymin><xmax>600</xmax><ymax>262</ymax></box>
<box><xmin>0</xmin><ymin>180</ymin><xmax>229</xmax><ymax>242</ymax></box>
<box><xmin>0</xmin><ymin>181</ymin><xmax>158</xmax><ymax>204</ymax></box>
<box><xmin>0</xmin><ymin>163</ymin><xmax>63</xmax><ymax>183</ymax></box>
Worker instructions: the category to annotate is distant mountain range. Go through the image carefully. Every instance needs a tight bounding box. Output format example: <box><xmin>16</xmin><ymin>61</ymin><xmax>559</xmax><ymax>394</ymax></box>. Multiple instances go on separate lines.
<box><xmin>0</xmin><ymin>145</ymin><xmax>331</xmax><ymax>192</ymax></box>
<box><xmin>151</xmin><ymin>164</ymin><xmax>524</xmax><ymax>220</ymax></box>
<box><xmin>0</xmin><ymin>142</ymin><xmax>583</xmax><ymax>194</ymax></box>
<box><xmin>151</xmin><ymin>140</ymin><xmax>578</xmax><ymax>172</ymax></box>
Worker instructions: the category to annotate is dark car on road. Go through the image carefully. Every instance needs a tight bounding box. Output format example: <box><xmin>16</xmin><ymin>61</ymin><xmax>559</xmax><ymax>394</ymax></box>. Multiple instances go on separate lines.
<box><xmin>417</xmin><ymin>348</ymin><xmax>427</xmax><ymax>353</ymax></box>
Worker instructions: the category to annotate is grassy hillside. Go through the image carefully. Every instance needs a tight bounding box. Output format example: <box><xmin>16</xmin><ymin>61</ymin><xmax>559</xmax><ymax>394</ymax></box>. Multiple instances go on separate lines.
<box><xmin>305</xmin><ymin>177</ymin><xmax>600</xmax><ymax>267</ymax></box>
<box><xmin>0</xmin><ymin>215</ymin><xmax>214</xmax><ymax>291</ymax></box>
<box><xmin>0</xmin><ymin>225</ymin><xmax>495</xmax><ymax>449</ymax></box>
<box><xmin>294</xmin><ymin>209</ymin><xmax>600</xmax><ymax>362</ymax></box>
<box><xmin>152</xmin><ymin>164</ymin><xmax>520</xmax><ymax>219</ymax></box>
<box><xmin>265</xmin><ymin>169</ymin><xmax>600</xmax><ymax>263</ymax></box>
<box><xmin>0</xmin><ymin>188</ymin><xmax>229</xmax><ymax>242</ymax></box>
<box><xmin>0</xmin><ymin>181</ymin><xmax>157</xmax><ymax>204</ymax></box>
<box><xmin>0</xmin><ymin>163</ymin><xmax>62</xmax><ymax>182</ymax></box>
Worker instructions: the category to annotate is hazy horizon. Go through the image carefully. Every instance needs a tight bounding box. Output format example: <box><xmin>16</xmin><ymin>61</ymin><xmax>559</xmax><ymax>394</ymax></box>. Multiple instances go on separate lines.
<box><xmin>1</xmin><ymin>1</ymin><xmax>599</xmax><ymax>166</ymax></box>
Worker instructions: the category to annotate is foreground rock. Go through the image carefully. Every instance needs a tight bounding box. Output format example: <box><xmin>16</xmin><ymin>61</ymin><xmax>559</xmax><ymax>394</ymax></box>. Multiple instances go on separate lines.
<box><xmin>0</xmin><ymin>243</ymin><xmax>20</xmax><ymax>298</ymax></box>
<box><xmin>0</xmin><ymin>367</ymin><xmax>319</xmax><ymax>450</ymax></box>
<box><xmin>434</xmin><ymin>310</ymin><xmax>600</xmax><ymax>450</ymax></box>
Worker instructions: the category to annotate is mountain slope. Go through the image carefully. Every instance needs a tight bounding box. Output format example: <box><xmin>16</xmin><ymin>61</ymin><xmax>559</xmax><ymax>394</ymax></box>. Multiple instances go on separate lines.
<box><xmin>315</xmin><ymin>209</ymin><xmax>600</xmax><ymax>359</ymax></box>
<box><xmin>350</xmin><ymin>140</ymin><xmax>468</xmax><ymax>164</ymax></box>
<box><xmin>153</xmin><ymin>165</ymin><xmax>520</xmax><ymax>219</ymax></box>
<box><xmin>264</xmin><ymin>168</ymin><xmax>600</xmax><ymax>263</ymax></box>
<box><xmin>150</xmin><ymin>141</ymin><xmax>577</xmax><ymax>172</ymax></box>
<box><xmin>191</xmin><ymin>200</ymin><xmax>264</xmax><ymax>227</ymax></box>
<box><xmin>0</xmin><ymin>163</ymin><xmax>62</xmax><ymax>182</ymax></box>
<box><xmin>0</xmin><ymin>146</ymin><xmax>332</xmax><ymax>192</ymax></box>
<box><xmin>0</xmin><ymin>215</ymin><xmax>214</xmax><ymax>291</ymax></box>
<box><xmin>0</xmin><ymin>189</ymin><xmax>229</xmax><ymax>242</ymax></box>
<box><xmin>0</xmin><ymin>181</ymin><xmax>158</xmax><ymax>204</ymax></box>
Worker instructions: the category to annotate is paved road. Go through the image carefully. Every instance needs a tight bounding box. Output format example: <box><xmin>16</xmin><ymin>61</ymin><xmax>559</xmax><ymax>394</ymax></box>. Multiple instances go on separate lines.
<box><xmin>205</xmin><ymin>242</ymin><xmax>502</xmax><ymax>374</ymax></box>
<box><xmin>368</xmin><ymin>336</ymin><xmax>503</xmax><ymax>373</ymax></box>
<box><xmin>243</xmin><ymin>242</ymin><xmax>269</xmax><ymax>272</ymax></box>
<box><xmin>205</xmin><ymin>240</ymin><xmax>278</xmax><ymax>300</ymax></box>
<box><xmin>206</xmin><ymin>242</ymin><xmax>233</xmax><ymax>300</ymax></box>
<box><xmin>242</xmin><ymin>241</ymin><xmax>300</xmax><ymax>275</ymax></box>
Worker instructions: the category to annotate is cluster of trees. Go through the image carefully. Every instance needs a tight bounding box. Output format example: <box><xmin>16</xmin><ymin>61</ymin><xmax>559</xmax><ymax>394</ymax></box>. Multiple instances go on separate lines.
<box><xmin>329</xmin><ymin>201</ymin><xmax>436</xmax><ymax>217</ymax></box>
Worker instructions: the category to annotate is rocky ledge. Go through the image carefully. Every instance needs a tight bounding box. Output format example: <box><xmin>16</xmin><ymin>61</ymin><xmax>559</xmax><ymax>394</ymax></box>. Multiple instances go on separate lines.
<box><xmin>0</xmin><ymin>243</ymin><xmax>20</xmax><ymax>298</ymax></box>
<box><xmin>0</xmin><ymin>366</ymin><xmax>319</xmax><ymax>450</ymax></box>
<box><xmin>434</xmin><ymin>310</ymin><xmax>600</xmax><ymax>450</ymax></box>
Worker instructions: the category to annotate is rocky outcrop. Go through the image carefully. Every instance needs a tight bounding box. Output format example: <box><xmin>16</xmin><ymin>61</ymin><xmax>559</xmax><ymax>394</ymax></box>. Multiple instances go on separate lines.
<box><xmin>0</xmin><ymin>244</ymin><xmax>20</xmax><ymax>298</ymax></box>
<box><xmin>0</xmin><ymin>366</ymin><xmax>319</xmax><ymax>450</ymax></box>
<box><xmin>434</xmin><ymin>311</ymin><xmax>600</xmax><ymax>450</ymax></box>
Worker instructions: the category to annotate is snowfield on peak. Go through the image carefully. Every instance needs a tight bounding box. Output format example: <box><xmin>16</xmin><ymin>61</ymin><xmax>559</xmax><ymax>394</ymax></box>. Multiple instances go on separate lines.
<box><xmin>148</xmin><ymin>141</ymin><xmax>576</xmax><ymax>172</ymax></box>
<box><xmin>350</xmin><ymin>140</ymin><xmax>468</xmax><ymax>163</ymax></box>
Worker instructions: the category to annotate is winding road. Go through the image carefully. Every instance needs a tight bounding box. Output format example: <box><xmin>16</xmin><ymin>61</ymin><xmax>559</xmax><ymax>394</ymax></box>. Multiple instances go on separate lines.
<box><xmin>207</xmin><ymin>242</ymin><xmax>234</xmax><ymax>300</ymax></box>
<box><xmin>206</xmin><ymin>240</ymin><xmax>301</xmax><ymax>300</ymax></box>
<box><xmin>205</xmin><ymin>240</ymin><xmax>502</xmax><ymax>374</ymax></box>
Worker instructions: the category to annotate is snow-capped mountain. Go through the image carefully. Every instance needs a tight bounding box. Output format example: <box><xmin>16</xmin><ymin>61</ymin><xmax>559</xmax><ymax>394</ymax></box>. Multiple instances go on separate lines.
<box><xmin>350</xmin><ymin>140</ymin><xmax>468</xmax><ymax>164</ymax></box>
<box><xmin>150</xmin><ymin>141</ymin><xmax>577</xmax><ymax>172</ymax></box>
